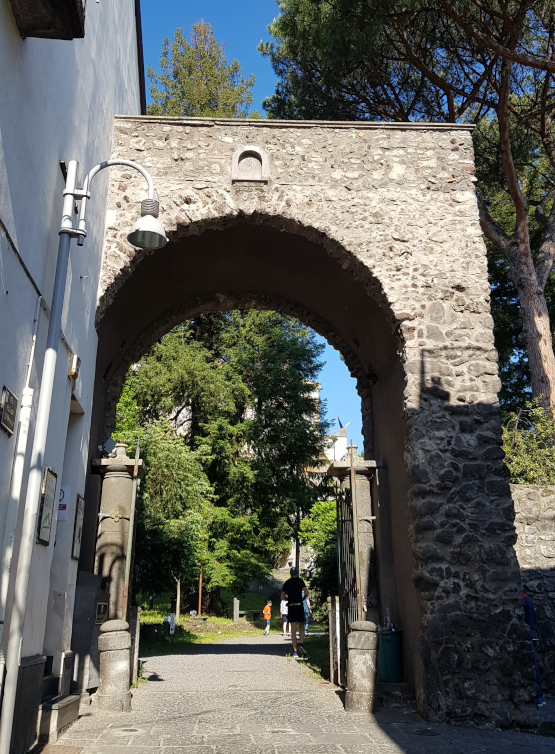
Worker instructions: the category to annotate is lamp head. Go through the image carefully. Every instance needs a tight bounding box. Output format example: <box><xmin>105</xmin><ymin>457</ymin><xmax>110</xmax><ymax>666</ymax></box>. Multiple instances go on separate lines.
<box><xmin>127</xmin><ymin>213</ymin><xmax>168</xmax><ymax>249</ymax></box>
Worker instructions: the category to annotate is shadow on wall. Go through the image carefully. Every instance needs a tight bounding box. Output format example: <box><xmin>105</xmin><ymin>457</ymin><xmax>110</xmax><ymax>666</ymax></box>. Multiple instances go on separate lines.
<box><xmin>520</xmin><ymin>568</ymin><xmax>555</xmax><ymax>694</ymax></box>
<box><xmin>95</xmin><ymin>547</ymin><xmax>126</xmax><ymax>620</ymax></box>
<box><xmin>517</xmin><ymin>560</ymin><xmax>555</xmax><ymax>694</ymax></box>
<box><xmin>401</xmin><ymin>351</ymin><xmax>537</xmax><ymax>725</ymax></box>
<box><xmin>512</xmin><ymin>486</ymin><xmax>555</xmax><ymax>693</ymax></box>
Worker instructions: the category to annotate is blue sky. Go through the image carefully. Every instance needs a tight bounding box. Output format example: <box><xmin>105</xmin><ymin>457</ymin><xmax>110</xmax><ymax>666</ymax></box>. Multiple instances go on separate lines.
<box><xmin>141</xmin><ymin>0</ymin><xmax>279</xmax><ymax>112</ymax></box>
<box><xmin>140</xmin><ymin>0</ymin><xmax>365</xmax><ymax>451</ymax></box>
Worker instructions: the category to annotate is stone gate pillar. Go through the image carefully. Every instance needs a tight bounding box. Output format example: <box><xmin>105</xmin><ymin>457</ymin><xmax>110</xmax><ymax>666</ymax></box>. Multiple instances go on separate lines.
<box><xmin>92</xmin><ymin>444</ymin><xmax>144</xmax><ymax>620</ymax></box>
<box><xmin>328</xmin><ymin>446</ymin><xmax>378</xmax><ymax>616</ymax></box>
<box><xmin>328</xmin><ymin>447</ymin><xmax>380</xmax><ymax>711</ymax></box>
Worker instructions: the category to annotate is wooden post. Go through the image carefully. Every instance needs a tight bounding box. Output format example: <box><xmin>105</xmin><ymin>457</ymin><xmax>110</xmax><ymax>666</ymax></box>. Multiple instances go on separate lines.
<box><xmin>328</xmin><ymin>595</ymin><xmax>340</xmax><ymax>685</ymax></box>
<box><xmin>176</xmin><ymin>578</ymin><xmax>181</xmax><ymax>624</ymax></box>
<box><xmin>197</xmin><ymin>555</ymin><xmax>203</xmax><ymax>617</ymax></box>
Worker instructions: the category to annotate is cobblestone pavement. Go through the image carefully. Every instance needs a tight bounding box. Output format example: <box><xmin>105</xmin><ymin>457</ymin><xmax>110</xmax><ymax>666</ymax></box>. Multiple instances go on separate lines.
<box><xmin>53</xmin><ymin>632</ymin><xmax>554</xmax><ymax>754</ymax></box>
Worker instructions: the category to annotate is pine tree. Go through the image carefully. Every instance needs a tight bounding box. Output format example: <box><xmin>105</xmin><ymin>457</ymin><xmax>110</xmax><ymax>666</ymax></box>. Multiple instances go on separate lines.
<box><xmin>261</xmin><ymin>0</ymin><xmax>555</xmax><ymax>409</ymax></box>
<box><xmin>148</xmin><ymin>21</ymin><xmax>255</xmax><ymax>118</ymax></box>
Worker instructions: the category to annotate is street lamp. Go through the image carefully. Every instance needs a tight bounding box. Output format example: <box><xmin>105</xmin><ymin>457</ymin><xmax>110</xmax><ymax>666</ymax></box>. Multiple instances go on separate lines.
<box><xmin>75</xmin><ymin>159</ymin><xmax>167</xmax><ymax>250</ymax></box>
<box><xmin>0</xmin><ymin>159</ymin><xmax>166</xmax><ymax>752</ymax></box>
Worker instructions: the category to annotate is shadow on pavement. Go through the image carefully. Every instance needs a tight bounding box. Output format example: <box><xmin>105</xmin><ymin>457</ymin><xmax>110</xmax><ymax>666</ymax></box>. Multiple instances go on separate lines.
<box><xmin>141</xmin><ymin>640</ymin><xmax>301</xmax><ymax>658</ymax></box>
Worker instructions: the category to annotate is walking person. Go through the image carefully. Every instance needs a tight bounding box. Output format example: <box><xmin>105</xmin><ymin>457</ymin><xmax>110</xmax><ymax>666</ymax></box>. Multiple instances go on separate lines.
<box><xmin>281</xmin><ymin>567</ymin><xmax>308</xmax><ymax>660</ymax></box>
<box><xmin>280</xmin><ymin>597</ymin><xmax>289</xmax><ymax>638</ymax></box>
<box><xmin>523</xmin><ymin>591</ymin><xmax>545</xmax><ymax>707</ymax></box>
<box><xmin>303</xmin><ymin>593</ymin><xmax>312</xmax><ymax>636</ymax></box>
<box><xmin>263</xmin><ymin>600</ymin><xmax>272</xmax><ymax>636</ymax></box>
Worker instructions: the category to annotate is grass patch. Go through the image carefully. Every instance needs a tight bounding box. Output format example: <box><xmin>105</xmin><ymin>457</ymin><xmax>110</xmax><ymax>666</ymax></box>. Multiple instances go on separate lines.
<box><xmin>131</xmin><ymin>666</ymin><xmax>148</xmax><ymax>688</ymax></box>
<box><xmin>302</xmin><ymin>633</ymin><xmax>330</xmax><ymax>681</ymax></box>
<box><xmin>139</xmin><ymin>608</ymin><xmax>263</xmax><ymax>655</ymax></box>
<box><xmin>138</xmin><ymin>588</ymin><xmax>327</xmax><ymax>661</ymax></box>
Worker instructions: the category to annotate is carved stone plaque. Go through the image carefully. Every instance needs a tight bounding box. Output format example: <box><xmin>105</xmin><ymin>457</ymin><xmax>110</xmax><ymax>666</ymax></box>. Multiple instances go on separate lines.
<box><xmin>238</xmin><ymin>154</ymin><xmax>262</xmax><ymax>180</ymax></box>
<box><xmin>231</xmin><ymin>146</ymin><xmax>269</xmax><ymax>185</ymax></box>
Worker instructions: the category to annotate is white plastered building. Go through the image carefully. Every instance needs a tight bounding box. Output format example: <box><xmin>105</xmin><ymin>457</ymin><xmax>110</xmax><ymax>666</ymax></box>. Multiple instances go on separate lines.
<box><xmin>0</xmin><ymin>2</ymin><xmax>143</xmax><ymax>750</ymax></box>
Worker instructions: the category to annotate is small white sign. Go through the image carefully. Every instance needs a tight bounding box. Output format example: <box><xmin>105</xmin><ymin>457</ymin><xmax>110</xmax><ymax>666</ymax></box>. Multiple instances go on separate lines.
<box><xmin>58</xmin><ymin>485</ymin><xmax>70</xmax><ymax>521</ymax></box>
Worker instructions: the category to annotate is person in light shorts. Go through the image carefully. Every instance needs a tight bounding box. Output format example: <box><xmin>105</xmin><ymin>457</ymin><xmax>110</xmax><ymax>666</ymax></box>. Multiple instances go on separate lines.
<box><xmin>280</xmin><ymin>598</ymin><xmax>289</xmax><ymax>637</ymax></box>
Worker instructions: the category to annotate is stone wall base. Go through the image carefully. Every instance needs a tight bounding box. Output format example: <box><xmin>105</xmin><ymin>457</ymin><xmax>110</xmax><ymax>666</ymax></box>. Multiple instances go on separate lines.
<box><xmin>512</xmin><ymin>484</ymin><xmax>555</xmax><ymax>692</ymax></box>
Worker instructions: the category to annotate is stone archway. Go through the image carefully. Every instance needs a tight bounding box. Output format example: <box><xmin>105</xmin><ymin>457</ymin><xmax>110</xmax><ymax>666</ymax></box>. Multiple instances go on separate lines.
<box><xmin>86</xmin><ymin>116</ymin><xmax>535</xmax><ymax>726</ymax></box>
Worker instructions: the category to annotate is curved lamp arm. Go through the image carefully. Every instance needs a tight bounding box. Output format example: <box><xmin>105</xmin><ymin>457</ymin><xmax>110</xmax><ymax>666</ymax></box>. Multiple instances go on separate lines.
<box><xmin>76</xmin><ymin>159</ymin><xmax>157</xmax><ymax>244</ymax></box>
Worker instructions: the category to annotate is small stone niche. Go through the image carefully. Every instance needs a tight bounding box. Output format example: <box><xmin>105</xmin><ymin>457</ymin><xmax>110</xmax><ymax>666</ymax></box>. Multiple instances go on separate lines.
<box><xmin>231</xmin><ymin>146</ymin><xmax>269</xmax><ymax>186</ymax></box>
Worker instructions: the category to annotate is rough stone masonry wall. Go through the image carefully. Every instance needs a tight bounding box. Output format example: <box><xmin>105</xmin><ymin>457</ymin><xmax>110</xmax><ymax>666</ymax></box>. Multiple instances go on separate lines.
<box><xmin>512</xmin><ymin>484</ymin><xmax>555</xmax><ymax>691</ymax></box>
<box><xmin>100</xmin><ymin>116</ymin><xmax>536</xmax><ymax>725</ymax></box>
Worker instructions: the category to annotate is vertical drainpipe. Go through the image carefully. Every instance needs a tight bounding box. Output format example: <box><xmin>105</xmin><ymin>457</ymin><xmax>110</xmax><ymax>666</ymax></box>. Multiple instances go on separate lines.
<box><xmin>0</xmin><ymin>295</ymin><xmax>42</xmax><ymax>699</ymax></box>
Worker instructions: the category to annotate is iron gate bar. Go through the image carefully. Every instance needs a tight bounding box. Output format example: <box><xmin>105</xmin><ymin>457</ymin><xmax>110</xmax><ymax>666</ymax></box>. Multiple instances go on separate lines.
<box><xmin>337</xmin><ymin>481</ymin><xmax>357</xmax><ymax>686</ymax></box>
<box><xmin>349</xmin><ymin>454</ymin><xmax>363</xmax><ymax>621</ymax></box>
<box><xmin>122</xmin><ymin>440</ymin><xmax>140</xmax><ymax>619</ymax></box>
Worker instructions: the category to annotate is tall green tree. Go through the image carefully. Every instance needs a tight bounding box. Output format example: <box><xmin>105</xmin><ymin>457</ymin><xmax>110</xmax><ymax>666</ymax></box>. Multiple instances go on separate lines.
<box><xmin>261</xmin><ymin>0</ymin><xmax>555</xmax><ymax>409</ymax></box>
<box><xmin>113</xmin><ymin>400</ymin><xmax>214</xmax><ymax>619</ymax></box>
<box><xmin>148</xmin><ymin>21</ymin><xmax>256</xmax><ymax>117</ymax></box>
<box><xmin>299</xmin><ymin>499</ymin><xmax>338</xmax><ymax>619</ymax></box>
<box><xmin>221</xmin><ymin>311</ymin><xmax>329</xmax><ymax>532</ymax></box>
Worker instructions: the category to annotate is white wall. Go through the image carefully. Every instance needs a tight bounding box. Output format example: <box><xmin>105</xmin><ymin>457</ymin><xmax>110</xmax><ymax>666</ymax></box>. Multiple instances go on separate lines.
<box><xmin>0</xmin><ymin>0</ymin><xmax>142</xmax><ymax>661</ymax></box>
<box><xmin>324</xmin><ymin>428</ymin><xmax>349</xmax><ymax>463</ymax></box>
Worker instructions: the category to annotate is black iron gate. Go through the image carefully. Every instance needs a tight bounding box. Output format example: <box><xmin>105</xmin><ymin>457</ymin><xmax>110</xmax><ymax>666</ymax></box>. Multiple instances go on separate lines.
<box><xmin>336</xmin><ymin>459</ymin><xmax>363</xmax><ymax>686</ymax></box>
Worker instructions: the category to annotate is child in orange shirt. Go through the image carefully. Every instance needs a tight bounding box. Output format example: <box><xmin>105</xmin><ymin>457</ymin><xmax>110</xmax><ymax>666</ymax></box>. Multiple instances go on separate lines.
<box><xmin>263</xmin><ymin>600</ymin><xmax>272</xmax><ymax>635</ymax></box>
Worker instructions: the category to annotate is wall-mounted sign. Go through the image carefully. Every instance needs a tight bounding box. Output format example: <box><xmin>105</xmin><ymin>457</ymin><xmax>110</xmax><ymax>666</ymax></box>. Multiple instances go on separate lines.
<box><xmin>0</xmin><ymin>386</ymin><xmax>18</xmax><ymax>436</ymax></box>
<box><xmin>57</xmin><ymin>485</ymin><xmax>69</xmax><ymax>521</ymax></box>
<box><xmin>37</xmin><ymin>467</ymin><xmax>57</xmax><ymax>546</ymax></box>
<box><xmin>95</xmin><ymin>602</ymin><xmax>108</xmax><ymax>624</ymax></box>
<box><xmin>72</xmin><ymin>494</ymin><xmax>85</xmax><ymax>560</ymax></box>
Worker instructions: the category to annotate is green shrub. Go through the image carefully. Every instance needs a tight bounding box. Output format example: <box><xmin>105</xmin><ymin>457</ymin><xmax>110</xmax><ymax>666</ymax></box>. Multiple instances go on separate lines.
<box><xmin>502</xmin><ymin>399</ymin><xmax>555</xmax><ymax>485</ymax></box>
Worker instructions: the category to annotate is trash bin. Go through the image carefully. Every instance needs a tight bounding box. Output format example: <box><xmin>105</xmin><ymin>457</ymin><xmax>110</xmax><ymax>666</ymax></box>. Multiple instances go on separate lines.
<box><xmin>377</xmin><ymin>629</ymin><xmax>403</xmax><ymax>682</ymax></box>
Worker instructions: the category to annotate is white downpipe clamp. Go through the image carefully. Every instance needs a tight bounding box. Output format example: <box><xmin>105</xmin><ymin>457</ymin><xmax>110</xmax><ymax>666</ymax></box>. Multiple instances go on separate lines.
<box><xmin>59</xmin><ymin>227</ymin><xmax>86</xmax><ymax>239</ymax></box>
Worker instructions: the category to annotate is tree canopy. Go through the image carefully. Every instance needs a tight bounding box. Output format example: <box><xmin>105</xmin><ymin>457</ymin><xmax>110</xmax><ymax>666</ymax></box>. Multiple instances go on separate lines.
<box><xmin>502</xmin><ymin>398</ymin><xmax>555</xmax><ymax>483</ymax></box>
<box><xmin>261</xmin><ymin>1</ymin><xmax>555</xmax><ymax>410</ymax></box>
<box><xmin>148</xmin><ymin>20</ymin><xmax>256</xmax><ymax>117</ymax></box>
<box><xmin>114</xmin><ymin>311</ymin><xmax>330</xmax><ymax>602</ymax></box>
<box><xmin>299</xmin><ymin>499</ymin><xmax>338</xmax><ymax>620</ymax></box>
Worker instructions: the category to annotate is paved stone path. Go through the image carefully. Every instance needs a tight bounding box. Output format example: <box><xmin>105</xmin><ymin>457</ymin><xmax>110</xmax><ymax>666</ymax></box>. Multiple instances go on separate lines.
<box><xmin>52</xmin><ymin>632</ymin><xmax>554</xmax><ymax>754</ymax></box>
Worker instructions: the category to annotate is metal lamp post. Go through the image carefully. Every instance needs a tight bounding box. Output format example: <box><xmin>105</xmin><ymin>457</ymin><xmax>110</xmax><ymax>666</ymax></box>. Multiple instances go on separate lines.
<box><xmin>0</xmin><ymin>159</ymin><xmax>166</xmax><ymax>752</ymax></box>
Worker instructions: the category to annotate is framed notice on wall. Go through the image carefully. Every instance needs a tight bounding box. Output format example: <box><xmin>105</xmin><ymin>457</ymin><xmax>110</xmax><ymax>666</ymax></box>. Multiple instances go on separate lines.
<box><xmin>0</xmin><ymin>386</ymin><xmax>18</xmax><ymax>436</ymax></box>
<box><xmin>72</xmin><ymin>494</ymin><xmax>85</xmax><ymax>560</ymax></box>
<box><xmin>37</xmin><ymin>467</ymin><xmax>57</xmax><ymax>546</ymax></box>
<box><xmin>95</xmin><ymin>602</ymin><xmax>108</xmax><ymax>624</ymax></box>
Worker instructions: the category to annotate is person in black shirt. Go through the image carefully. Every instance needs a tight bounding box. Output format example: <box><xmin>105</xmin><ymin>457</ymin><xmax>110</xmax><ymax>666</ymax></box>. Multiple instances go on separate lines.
<box><xmin>281</xmin><ymin>567</ymin><xmax>308</xmax><ymax>659</ymax></box>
